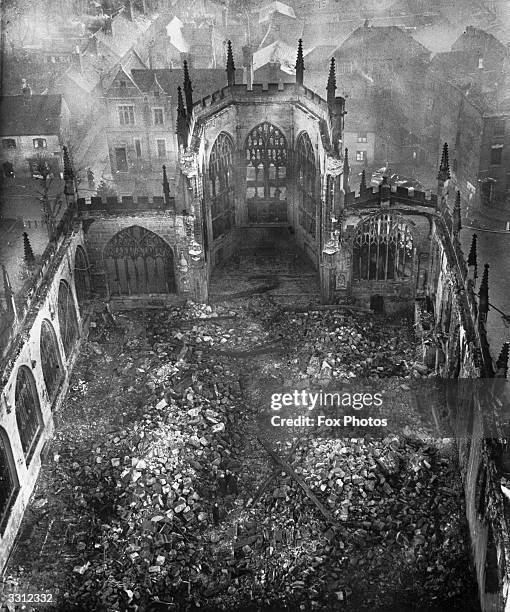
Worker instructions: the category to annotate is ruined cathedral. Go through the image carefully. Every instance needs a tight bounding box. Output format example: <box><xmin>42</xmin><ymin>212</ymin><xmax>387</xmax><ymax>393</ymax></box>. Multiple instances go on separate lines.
<box><xmin>1</xmin><ymin>40</ymin><xmax>510</xmax><ymax>611</ymax></box>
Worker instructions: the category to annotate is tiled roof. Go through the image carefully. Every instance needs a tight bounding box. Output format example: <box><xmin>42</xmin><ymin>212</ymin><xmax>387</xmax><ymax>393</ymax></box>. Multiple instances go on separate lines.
<box><xmin>0</xmin><ymin>94</ymin><xmax>63</xmax><ymax>136</ymax></box>
<box><xmin>258</xmin><ymin>1</ymin><xmax>296</xmax><ymax>23</ymax></box>
<box><xmin>129</xmin><ymin>68</ymin><xmax>243</xmax><ymax>101</ymax></box>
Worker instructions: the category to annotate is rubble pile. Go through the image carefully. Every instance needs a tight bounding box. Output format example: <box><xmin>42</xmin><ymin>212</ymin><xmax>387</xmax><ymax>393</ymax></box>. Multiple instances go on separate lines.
<box><xmin>7</xmin><ymin>300</ymin><xmax>478</xmax><ymax>611</ymax></box>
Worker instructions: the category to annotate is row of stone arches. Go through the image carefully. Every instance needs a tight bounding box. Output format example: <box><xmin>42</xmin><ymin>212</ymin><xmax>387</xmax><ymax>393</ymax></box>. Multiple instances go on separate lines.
<box><xmin>0</xmin><ymin>250</ymin><xmax>88</xmax><ymax>533</ymax></box>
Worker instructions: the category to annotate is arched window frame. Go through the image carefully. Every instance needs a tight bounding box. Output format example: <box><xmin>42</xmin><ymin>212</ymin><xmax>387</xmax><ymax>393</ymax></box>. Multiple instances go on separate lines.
<box><xmin>353</xmin><ymin>213</ymin><xmax>414</xmax><ymax>281</ymax></box>
<box><xmin>15</xmin><ymin>366</ymin><xmax>43</xmax><ymax>463</ymax></box>
<box><xmin>0</xmin><ymin>427</ymin><xmax>19</xmax><ymax>534</ymax></box>
<box><xmin>245</xmin><ymin>122</ymin><xmax>287</xmax><ymax>223</ymax></box>
<box><xmin>57</xmin><ymin>279</ymin><xmax>79</xmax><ymax>359</ymax></box>
<box><xmin>103</xmin><ymin>226</ymin><xmax>176</xmax><ymax>296</ymax></box>
<box><xmin>295</xmin><ymin>132</ymin><xmax>317</xmax><ymax>237</ymax></box>
<box><xmin>40</xmin><ymin>319</ymin><xmax>63</xmax><ymax>403</ymax></box>
<box><xmin>208</xmin><ymin>132</ymin><xmax>235</xmax><ymax>241</ymax></box>
<box><xmin>74</xmin><ymin>245</ymin><xmax>90</xmax><ymax>305</ymax></box>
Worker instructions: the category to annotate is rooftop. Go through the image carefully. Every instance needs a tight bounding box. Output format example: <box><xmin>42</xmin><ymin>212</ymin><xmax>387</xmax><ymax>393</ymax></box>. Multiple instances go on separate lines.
<box><xmin>0</xmin><ymin>94</ymin><xmax>64</xmax><ymax>136</ymax></box>
<box><xmin>129</xmin><ymin>68</ymin><xmax>242</xmax><ymax>100</ymax></box>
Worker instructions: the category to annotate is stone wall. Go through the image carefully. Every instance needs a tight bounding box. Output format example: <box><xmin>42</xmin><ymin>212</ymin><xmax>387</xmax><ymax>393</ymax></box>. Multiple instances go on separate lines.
<box><xmin>0</xmin><ymin>228</ymin><xmax>88</xmax><ymax>572</ymax></box>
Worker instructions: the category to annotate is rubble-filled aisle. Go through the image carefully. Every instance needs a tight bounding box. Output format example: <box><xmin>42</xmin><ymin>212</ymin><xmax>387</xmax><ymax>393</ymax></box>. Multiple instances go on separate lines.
<box><xmin>3</xmin><ymin>299</ymin><xmax>480</xmax><ymax>612</ymax></box>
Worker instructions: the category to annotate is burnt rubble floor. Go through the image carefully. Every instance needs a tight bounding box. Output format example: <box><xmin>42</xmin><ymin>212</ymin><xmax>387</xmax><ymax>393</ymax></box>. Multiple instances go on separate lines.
<box><xmin>2</xmin><ymin>292</ymin><xmax>480</xmax><ymax>612</ymax></box>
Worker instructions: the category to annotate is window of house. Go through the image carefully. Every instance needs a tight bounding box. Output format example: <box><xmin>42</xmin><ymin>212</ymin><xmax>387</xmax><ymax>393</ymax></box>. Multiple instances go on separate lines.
<box><xmin>494</xmin><ymin>119</ymin><xmax>506</xmax><ymax>137</ymax></box>
<box><xmin>357</xmin><ymin>132</ymin><xmax>368</xmax><ymax>143</ymax></box>
<box><xmin>0</xmin><ymin>428</ymin><xmax>19</xmax><ymax>535</ymax></box>
<box><xmin>478</xmin><ymin>57</ymin><xmax>484</xmax><ymax>69</ymax></box>
<box><xmin>3</xmin><ymin>161</ymin><xmax>14</xmax><ymax>177</ymax></box>
<box><xmin>490</xmin><ymin>144</ymin><xmax>503</xmax><ymax>165</ymax></box>
<box><xmin>2</xmin><ymin>139</ymin><xmax>16</xmax><ymax>150</ymax></box>
<box><xmin>154</xmin><ymin>108</ymin><xmax>164</xmax><ymax>125</ymax></box>
<box><xmin>118</xmin><ymin>105</ymin><xmax>135</xmax><ymax>125</ymax></box>
<box><xmin>33</xmin><ymin>138</ymin><xmax>47</xmax><ymax>149</ymax></box>
<box><xmin>119</xmin><ymin>80</ymin><xmax>127</xmax><ymax>89</ymax></box>
<box><xmin>356</xmin><ymin>150</ymin><xmax>367</xmax><ymax>162</ymax></box>
<box><xmin>157</xmin><ymin>139</ymin><xmax>166</xmax><ymax>158</ymax></box>
<box><xmin>154</xmin><ymin>90</ymin><xmax>160</xmax><ymax>97</ymax></box>
<box><xmin>134</xmin><ymin>139</ymin><xmax>142</xmax><ymax>158</ymax></box>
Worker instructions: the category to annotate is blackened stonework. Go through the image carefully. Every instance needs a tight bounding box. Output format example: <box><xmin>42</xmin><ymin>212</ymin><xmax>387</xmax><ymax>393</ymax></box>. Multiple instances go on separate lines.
<box><xmin>1</xmin><ymin>45</ymin><xmax>509</xmax><ymax>612</ymax></box>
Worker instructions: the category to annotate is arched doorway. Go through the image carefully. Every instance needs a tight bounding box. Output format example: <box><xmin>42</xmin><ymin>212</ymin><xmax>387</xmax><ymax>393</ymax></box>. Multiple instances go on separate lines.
<box><xmin>103</xmin><ymin>226</ymin><xmax>176</xmax><ymax>296</ymax></box>
<box><xmin>40</xmin><ymin>319</ymin><xmax>63</xmax><ymax>403</ymax></box>
<box><xmin>74</xmin><ymin>245</ymin><xmax>90</xmax><ymax>305</ymax></box>
<box><xmin>245</xmin><ymin>122</ymin><xmax>287</xmax><ymax>223</ymax></box>
<box><xmin>57</xmin><ymin>279</ymin><xmax>79</xmax><ymax>359</ymax></box>
<box><xmin>296</xmin><ymin>132</ymin><xmax>317</xmax><ymax>238</ymax></box>
<box><xmin>0</xmin><ymin>428</ymin><xmax>18</xmax><ymax>533</ymax></box>
<box><xmin>353</xmin><ymin>213</ymin><xmax>414</xmax><ymax>281</ymax></box>
<box><xmin>15</xmin><ymin>366</ymin><xmax>43</xmax><ymax>463</ymax></box>
<box><xmin>209</xmin><ymin>132</ymin><xmax>235</xmax><ymax>241</ymax></box>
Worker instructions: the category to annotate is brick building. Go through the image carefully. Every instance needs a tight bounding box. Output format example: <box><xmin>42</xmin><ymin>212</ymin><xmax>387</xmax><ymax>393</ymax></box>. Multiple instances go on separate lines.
<box><xmin>0</xmin><ymin>92</ymin><xmax>71</xmax><ymax>181</ymax></box>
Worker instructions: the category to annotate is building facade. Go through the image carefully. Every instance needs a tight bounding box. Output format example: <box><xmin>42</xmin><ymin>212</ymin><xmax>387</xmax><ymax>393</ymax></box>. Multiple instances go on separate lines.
<box><xmin>0</xmin><ymin>93</ymin><xmax>71</xmax><ymax>180</ymax></box>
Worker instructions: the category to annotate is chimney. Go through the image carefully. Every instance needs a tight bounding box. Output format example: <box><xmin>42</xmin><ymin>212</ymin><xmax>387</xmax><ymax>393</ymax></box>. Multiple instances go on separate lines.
<box><xmin>242</xmin><ymin>44</ymin><xmax>253</xmax><ymax>90</ymax></box>
<box><xmin>268</xmin><ymin>61</ymin><xmax>280</xmax><ymax>83</ymax></box>
<box><xmin>124</xmin><ymin>0</ymin><xmax>134</xmax><ymax>21</ymax></box>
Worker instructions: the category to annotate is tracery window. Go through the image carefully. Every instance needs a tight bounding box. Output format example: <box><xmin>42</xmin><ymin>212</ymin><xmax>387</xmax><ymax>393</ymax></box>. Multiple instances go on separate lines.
<box><xmin>209</xmin><ymin>132</ymin><xmax>235</xmax><ymax>240</ymax></box>
<box><xmin>74</xmin><ymin>245</ymin><xmax>90</xmax><ymax>306</ymax></box>
<box><xmin>15</xmin><ymin>366</ymin><xmax>43</xmax><ymax>462</ymax></box>
<box><xmin>0</xmin><ymin>428</ymin><xmax>18</xmax><ymax>534</ymax></box>
<box><xmin>103</xmin><ymin>226</ymin><xmax>176</xmax><ymax>295</ymax></box>
<box><xmin>296</xmin><ymin>132</ymin><xmax>317</xmax><ymax>238</ymax></box>
<box><xmin>245</xmin><ymin>122</ymin><xmax>287</xmax><ymax>223</ymax></box>
<box><xmin>353</xmin><ymin>214</ymin><xmax>414</xmax><ymax>281</ymax></box>
<box><xmin>40</xmin><ymin>319</ymin><xmax>63</xmax><ymax>402</ymax></box>
<box><xmin>57</xmin><ymin>279</ymin><xmax>79</xmax><ymax>359</ymax></box>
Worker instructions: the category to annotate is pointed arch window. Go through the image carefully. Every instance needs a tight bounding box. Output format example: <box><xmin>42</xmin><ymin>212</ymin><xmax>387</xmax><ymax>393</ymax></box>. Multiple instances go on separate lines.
<box><xmin>245</xmin><ymin>122</ymin><xmax>287</xmax><ymax>223</ymax></box>
<box><xmin>15</xmin><ymin>366</ymin><xmax>43</xmax><ymax>463</ymax></box>
<box><xmin>74</xmin><ymin>245</ymin><xmax>90</xmax><ymax>306</ymax></box>
<box><xmin>209</xmin><ymin>132</ymin><xmax>235</xmax><ymax>240</ymax></box>
<box><xmin>57</xmin><ymin>280</ymin><xmax>79</xmax><ymax>359</ymax></box>
<box><xmin>0</xmin><ymin>428</ymin><xmax>19</xmax><ymax>534</ymax></box>
<box><xmin>40</xmin><ymin>319</ymin><xmax>63</xmax><ymax>403</ymax></box>
<box><xmin>296</xmin><ymin>132</ymin><xmax>317</xmax><ymax>237</ymax></box>
<box><xmin>103</xmin><ymin>226</ymin><xmax>176</xmax><ymax>295</ymax></box>
<box><xmin>353</xmin><ymin>214</ymin><xmax>414</xmax><ymax>281</ymax></box>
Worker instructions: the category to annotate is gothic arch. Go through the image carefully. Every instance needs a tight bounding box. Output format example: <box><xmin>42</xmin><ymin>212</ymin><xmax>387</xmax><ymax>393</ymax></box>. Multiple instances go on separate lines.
<box><xmin>74</xmin><ymin>245</ymin><xmax>90</xmax><ymax>305</ymax></box>
<box><xmin>353</xmin><ymin>213</ymin><xmax>415</xmax><ymax>281</ymax></box>
<box><xmin>295</xmin><ymin>132</ymin><xmax>317</xmax><ymax>237</ymax></box>
<box><xmin>40</xmin><ymin>319</ymin><xmax>63</xmax><ymax>403</ymax></box>
<box><xmin>0</xmin><ymin>427</ymin><xmax>18</xmax><ymax>534</ymax></box>
<box><xmin>103</xmin><ymin>226</ymin><xmax>176</xmax><ymax>296</ymax></box>
<box><xmin>245</xmin><ymin>121</ymin><xmax>287</xmax><ymax>223</ymax></box>
<box><xmin>57</xmin><ymin>279</ymin><xmax>79</xmax><ymax>359</ymax></box>
<box><xmin>208</xmin><ymin>132</ymin><xmax>235</xmax><ymax>240</ymax></box>
<box><xmin>15</xmin><ymin>366</ymin><xmax>43</xmax><ymax>463</ymax></box>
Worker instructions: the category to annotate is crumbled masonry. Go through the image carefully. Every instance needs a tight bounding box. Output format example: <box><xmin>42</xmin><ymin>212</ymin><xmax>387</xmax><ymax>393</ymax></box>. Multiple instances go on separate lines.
<box><xmin>4</xmin><ymin>298</ymin><xmax>479</xmax><ymax>611</ymax></box>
